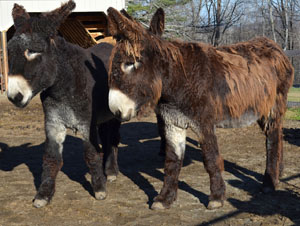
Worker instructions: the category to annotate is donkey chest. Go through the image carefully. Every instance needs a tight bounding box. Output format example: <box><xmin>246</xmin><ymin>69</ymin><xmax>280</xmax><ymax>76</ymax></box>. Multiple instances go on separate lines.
<box><xmin>158</xmin><ymin>104</ymin><xmax>199</xmax><ymax>132</ymax></box>
<box><xmin>47</xmin><ymin>103</ymin><xmax>90</xmax><ymax>134</ymax></box>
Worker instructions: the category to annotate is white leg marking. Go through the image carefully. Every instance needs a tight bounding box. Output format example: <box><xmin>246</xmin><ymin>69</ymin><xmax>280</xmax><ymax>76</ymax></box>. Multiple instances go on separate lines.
<box><xmin>107</xmin><ymin>175</ymin><xmax>117</xmax><ymax>182</ymax></box>
<box><xmin>108</xmin><ymin>88</ymin><xmax>136</xmax><ymax>120</ymax></box>
<box><xmin>95</xmin><ymin>191</ymin><xmax>107</xmax><ymax>200</ymax></box>
<box><xmin>165</xmin><ymin>124</ymin><xmax>186</xmax><ymax>159</ymax></box>
<box><xmin>7</xmin><ymin>75</ymin><xmax>33</xmax><ymax>105</ymax></box>
<box><xmin>46</xmin><ymin>122</ymin><xmax>66</xmax><ymax>154</ymax></box>
<box><xmin>33</xmin><ymin>199</ymin><xmax>48</xmax><ymax>208</ymax></box>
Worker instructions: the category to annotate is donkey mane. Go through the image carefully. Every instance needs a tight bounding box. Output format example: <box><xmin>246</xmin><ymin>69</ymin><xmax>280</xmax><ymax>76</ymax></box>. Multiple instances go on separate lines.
<box><xmin>108</xmin><ymin>8</ymin><xmax>183</xmax><ymax>65</ymax></box>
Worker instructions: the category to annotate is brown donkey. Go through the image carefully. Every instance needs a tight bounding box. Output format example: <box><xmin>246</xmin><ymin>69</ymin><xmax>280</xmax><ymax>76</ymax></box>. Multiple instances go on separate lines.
<box><xmin>107</xmin><ymin>8</ymin><xmax>294</xmax><ymax>210</ymax></box>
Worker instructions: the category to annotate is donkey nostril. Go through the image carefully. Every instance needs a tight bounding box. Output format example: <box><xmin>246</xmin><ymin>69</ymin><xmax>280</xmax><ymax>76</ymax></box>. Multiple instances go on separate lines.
<box><xmin>15</xmin><ymin>92</ymin><xmax>24</xmax><ymax>103</ymax></box>
<box><xmin>115</xmin><ymin>110</ymin><xmax>121</xmax><ymax>119</ymax></box>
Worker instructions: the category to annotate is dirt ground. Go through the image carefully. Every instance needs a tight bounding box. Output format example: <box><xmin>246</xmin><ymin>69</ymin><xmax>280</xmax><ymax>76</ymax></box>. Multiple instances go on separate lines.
<box><xmin>0</xmin><ymin>93</ymin><xmax>300</xmax><ymax>226</ymax></box>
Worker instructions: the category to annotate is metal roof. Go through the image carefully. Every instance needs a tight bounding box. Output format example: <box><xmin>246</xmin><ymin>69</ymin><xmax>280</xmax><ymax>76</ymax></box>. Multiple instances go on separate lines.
<box><xmin>0</xmin><ymin>0</ymin><xmax>125</xmax><ymax>30</ymax></box>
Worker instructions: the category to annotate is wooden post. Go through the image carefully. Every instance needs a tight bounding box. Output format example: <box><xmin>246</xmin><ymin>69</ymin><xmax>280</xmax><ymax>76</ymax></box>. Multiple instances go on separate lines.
<box><xmin>0</xmin><ymin>48</ymin><xmax>3</xmax><ymax>93</ymax></box>
<box><xmin>0</xmin><ymin>34</ymin><xmax>3</xmax><ymax>93</ymax></box>
<box><xmin>1</xmin><ymin>31</ymin><xmax>8</xmax><ymax>93</ymax></box>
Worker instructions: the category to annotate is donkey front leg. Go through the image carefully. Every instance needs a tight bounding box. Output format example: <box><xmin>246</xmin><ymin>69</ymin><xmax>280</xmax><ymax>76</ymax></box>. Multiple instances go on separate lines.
<box><xmin>83</xmin><ymin>126</ymin><xmax>107</xmax><ymax>200</ymax></box>
<box><xmin>156</xmin><ymin>113</ymin><xmax>166</xmax><ymax>157</ymax></box>
<box><xmin>152</xmin><ymin>123</ymin><xmax>186</xmax><ymax>210</ymax></box>
<box><xmin>200</xmin><ymin>125</ymin><xmax>225</xmax><ymax>210</ymax></box>
<box><xmin>33</xmin><ymin>123</ymin><xmax>66</xmax><ymax>208</ymax></box>
<box><xmin>98</xmin><ymin>118</ymin><xmax>121</xmax><ymax>182</ymax></box>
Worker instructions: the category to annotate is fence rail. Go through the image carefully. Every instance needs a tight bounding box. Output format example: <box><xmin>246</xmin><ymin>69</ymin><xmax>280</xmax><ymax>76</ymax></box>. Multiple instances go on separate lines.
<box><xmin>287</xmin><ymin>101</ymin><xmax>300</xmax><ymax>108</ymax></box>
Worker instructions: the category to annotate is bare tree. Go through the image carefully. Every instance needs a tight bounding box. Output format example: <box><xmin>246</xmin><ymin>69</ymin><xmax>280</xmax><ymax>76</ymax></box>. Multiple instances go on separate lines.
<box><xmin>201</xmin><ymin>0</ymin><xmax>245</xmax><ymax>46</ymax></box>
<box><xmin>189</xmin><ymin>0</ymin><xmax>204</xmax><ymax>39</ymax></box>
<box><xmin>268</xmin><ymin>0</ymin><xmax>277</xmax><ymax>42</ymax></box>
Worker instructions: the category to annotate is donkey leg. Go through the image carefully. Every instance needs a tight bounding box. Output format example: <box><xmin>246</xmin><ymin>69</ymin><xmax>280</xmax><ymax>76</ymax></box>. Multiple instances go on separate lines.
<box><xmin>152</xmin><ymin>123</ymin><xmax>186</xmax><ymax>210</ymax></box>
<box><xmin>200</xmin><ymin>126</ymin><xmax>225</xmax><ymax>210</ymax></box>
<box><xmin>262</xmin><ymin>116</ymin><xmax>283</xmax><ymax>193</ymax></box>
<box><xmin>33</xmin><ymin>123</ymin><xmax>66</xmax><ymax>208</ymax></box>
<box><xmin>84</xmin><ymin>126</ymin><xmax>107</xmax><ymax>200</ymax></box>
<box><xmin>156</xmin><ymin>113</ymin><xmax>166</xmax><ymax>157</ymax></box>
<box><xmin>98</xmin><ymin>118</ymin><xmax>121</xmax><ymax>182</ymax></box>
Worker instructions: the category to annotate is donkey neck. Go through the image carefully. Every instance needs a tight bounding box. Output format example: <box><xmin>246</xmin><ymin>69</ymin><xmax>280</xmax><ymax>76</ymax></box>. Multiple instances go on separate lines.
<box><xmin>158</xmin><ymin>41</ymin><xmax>212</xmax><ymax>112</ymax></box>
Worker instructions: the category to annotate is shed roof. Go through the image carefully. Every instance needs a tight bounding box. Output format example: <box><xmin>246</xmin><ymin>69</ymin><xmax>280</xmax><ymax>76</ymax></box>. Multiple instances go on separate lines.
<box><xmin>0</xmin><ymin>0</ymin><xmax>125</xmax><ymax>30</ymax></box>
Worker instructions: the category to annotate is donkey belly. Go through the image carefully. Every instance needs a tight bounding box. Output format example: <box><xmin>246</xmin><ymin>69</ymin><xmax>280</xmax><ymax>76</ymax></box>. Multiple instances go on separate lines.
<box><xmin>216</xmin><ymin>111</ymin><xmax>259</xmax><ymax>128</ymax></box>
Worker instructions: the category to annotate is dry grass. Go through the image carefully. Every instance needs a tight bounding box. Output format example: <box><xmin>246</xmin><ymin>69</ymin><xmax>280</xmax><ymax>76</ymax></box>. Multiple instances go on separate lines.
<box><xmin>286</xmin><ymin>87</ymin><xmax>300</xmax><ymax>120</ymax></box>
<box><xmin>287</xmin><ymin>87</ymin><xmax>300</xmax><ymax>102</ymax></box>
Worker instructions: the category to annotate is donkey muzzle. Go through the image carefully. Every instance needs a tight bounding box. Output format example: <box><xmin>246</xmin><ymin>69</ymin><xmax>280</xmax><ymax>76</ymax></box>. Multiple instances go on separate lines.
<box><xmin>7</xmin><ymin>75</ymin><xmax>33</xmax><ymax>108</ymax></box>
<box><xmin>108</xmin><ymin>88</ymin><xmax>136</xmax><ymax>121</ymax></box>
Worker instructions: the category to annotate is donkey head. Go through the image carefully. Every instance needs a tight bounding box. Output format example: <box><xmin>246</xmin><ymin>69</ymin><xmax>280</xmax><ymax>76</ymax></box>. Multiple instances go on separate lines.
<box><xmin>107</xmin><ymin>7</ymin><xmax>165</xmax><ymax>121</ymax></box>
<box><xmin>7</xmin><ymin>0</ymin><xmax>75</xmax><ymax>107</ymax></box>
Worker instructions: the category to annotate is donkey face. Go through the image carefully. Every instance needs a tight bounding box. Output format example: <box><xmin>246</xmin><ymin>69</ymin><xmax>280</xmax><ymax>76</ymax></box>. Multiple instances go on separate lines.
<box><xmin>7</xmin><ymin>1</ymin><xmax>75</xmax><ymax>107</ymax></box>
<box><xmin>107</xmin><ymin>8</ymin><xmax>165</xmax><ymax>121</ymax></box>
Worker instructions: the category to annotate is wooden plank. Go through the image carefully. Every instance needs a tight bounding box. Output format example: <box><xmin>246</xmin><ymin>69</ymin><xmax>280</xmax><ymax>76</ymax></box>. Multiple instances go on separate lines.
<box><xmin>75</xmin><ymin>15</ymin><xmax>107</xmax><ymax>22</ymax></box>
<box><xmin>59</xmin><ymin>19</ymin><xmax>96</xmax><ymax>48</ymax></box>
<box><xmin>89</xmin><ymin>33</ymin><xmax>103</xmax><ymax>39</ymax></box>
<box><xmin>98</xmin><ymin>36</ymin><xmax>116</xmax><ymax>45</ymax></box>
<box><xmin>83</xmin><ymin>24</ymin><xmax>106</xmax><ymax>29</ymax></box>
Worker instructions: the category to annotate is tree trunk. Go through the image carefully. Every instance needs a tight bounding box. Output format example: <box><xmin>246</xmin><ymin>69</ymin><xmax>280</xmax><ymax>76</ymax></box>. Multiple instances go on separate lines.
<box><xmin>283</xmin><ymin>0</ymin><xmax>289</xmax><ymax>50</ymax></box>
<box><xmin>214</xmin><ymin>0</ymin><xmax>221</xmax><ymax>46</ymax></box>
<box><xmin>268</xmin><ymin>0</ymin><xmax>277</xmax><ymax>42</ymax></box>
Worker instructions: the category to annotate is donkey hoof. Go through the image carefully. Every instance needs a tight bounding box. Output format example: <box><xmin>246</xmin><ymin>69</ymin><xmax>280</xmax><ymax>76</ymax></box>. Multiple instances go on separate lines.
<box><xmin>151</xmin><ymin>201</ymin><xmax>166</xmax><ymax>210</ymax></box>
<box><xmin>207</xmin><ymin>200</ymin><xmax>223</xmax><ymax>210</ymax></box>
<box><xmin>95</xmin><ymin>191</ymin><xmax>107</xmax><ymax>200</ymax></box>
<box><xmin>107</xmin><ymin>175</ymin><xmax>117</xmax><ymax>182</ymax></box>
<box><xmin>33</xmin><ymin>199</ymin><xmax>48</xmax><ymax>208</ymax></box>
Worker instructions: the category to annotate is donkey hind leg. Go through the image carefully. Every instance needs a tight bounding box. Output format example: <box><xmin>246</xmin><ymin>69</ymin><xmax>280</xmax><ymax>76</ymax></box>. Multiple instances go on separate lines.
<box><xmin>200</xmin><ymin>125</ymin><xmax>225</xmax><ymax>210</ymax></box>
<box><xmin>152</xmin><ymin>123</ymin><xmax>186</xmax><ymax>210</ymax></box>
<box><xmin>83</xmin><ymin>126</ymin><xmax>107</xmax><ymax>200</ymax></box>
<box><xmin>156</xmin><ymin>113</ymin><xmax>166</xmax><ymax>157</ymax></box>
<box><xmin>33</xmin><ymin>123</ymin><xmax>66</xmax><ymax>208</ymax></box>
<box><xmin>98</xmin><ymin>118</ymin><xmax>121</xmax><ymax>182</ymax></box>
<box><xmin>258</xmin><ymin>114</ymin><xmax>283</xmax><ymax>193</ymax></box>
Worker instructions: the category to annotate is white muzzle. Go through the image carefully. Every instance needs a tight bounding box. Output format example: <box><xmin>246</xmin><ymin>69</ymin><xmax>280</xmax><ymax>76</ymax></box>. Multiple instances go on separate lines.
<box><xmin>108</xmin><ymin>89</ymin><xmax>136</xmax><ymax>121</ymax></box>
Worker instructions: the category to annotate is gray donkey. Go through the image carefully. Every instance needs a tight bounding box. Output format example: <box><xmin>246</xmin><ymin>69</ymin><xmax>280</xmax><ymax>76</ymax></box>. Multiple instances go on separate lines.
<box><xmin>7</xmin><ymin>0</ymin><xmax>120</xmax><ymax>207</ymax></box>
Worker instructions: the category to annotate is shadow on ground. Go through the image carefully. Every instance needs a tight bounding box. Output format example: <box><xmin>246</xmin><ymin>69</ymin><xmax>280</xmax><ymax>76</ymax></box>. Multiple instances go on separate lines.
<box><xmin>283</xmin><ymin>127</ymin><xmax>300</xmax><ymax>146</ymax></box>
<box><xmin>1</xmin><ymin>121</ymin><xmax>300</xmax><ymax>225</ymax></box>
<box><xmin>0</xmin><ymin>136</ymin><xmax>93</xmax><ymax>196</ymax></box>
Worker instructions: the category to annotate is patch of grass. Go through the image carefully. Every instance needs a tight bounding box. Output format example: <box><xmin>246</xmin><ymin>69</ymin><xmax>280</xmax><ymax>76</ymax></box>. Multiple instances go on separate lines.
<box><xmin>285</xmin><ymin>107</ymin><xmax>300</xmax><ymax>120</ymax></box>
<box><xmin>288</xmin><ymin>87</ymin><xmax>300</xmax><ymax>102</ymax></box>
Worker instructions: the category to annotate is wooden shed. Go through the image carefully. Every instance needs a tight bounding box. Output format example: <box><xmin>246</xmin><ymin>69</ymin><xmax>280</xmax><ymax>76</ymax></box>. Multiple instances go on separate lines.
<box><xmin>0</xmin><ymin>0</ymin><xmax>125</xmax><ymax>93</ymax></box>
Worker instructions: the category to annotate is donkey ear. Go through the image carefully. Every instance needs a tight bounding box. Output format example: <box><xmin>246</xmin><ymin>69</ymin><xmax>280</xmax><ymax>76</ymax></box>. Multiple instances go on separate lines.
<box><xmin>12</xmin><ymin>4</ymin><xmax>30</xmax><ymax>29</ymax></box>
<box><xmin>120</xmin><ymin>9</ymin><xmax>133</xmax><ymax>20</ymax></box>
<box><xmin>107</xmin><ymin>7</ymin><xmax>141</xmax><ymax>40</ymax></box>
<box><xmin>41</xmin><ymin>0</ymin><xmax>76</xmax><ymax>29</ymax></box>
<box><xmin>149</xmin><ymin>8</ymin><xmax>164</xmax><ymax>36</ymax></box>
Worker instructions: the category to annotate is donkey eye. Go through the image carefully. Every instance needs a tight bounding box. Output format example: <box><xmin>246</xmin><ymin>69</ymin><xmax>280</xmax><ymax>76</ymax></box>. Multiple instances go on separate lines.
<box><xmin>125</xmin><ymin>62</ymin><xmax>134</xmax><ymax>66</ymax></box>
<box><xmin>121</xmin><ymin>61</ymin><xmax>141</xmax><ymax>74</ymax></box>
<box><xmin>24</xmin><ymin>49</ymin><xmax>42</xmax><ymax>61</ymax></box>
